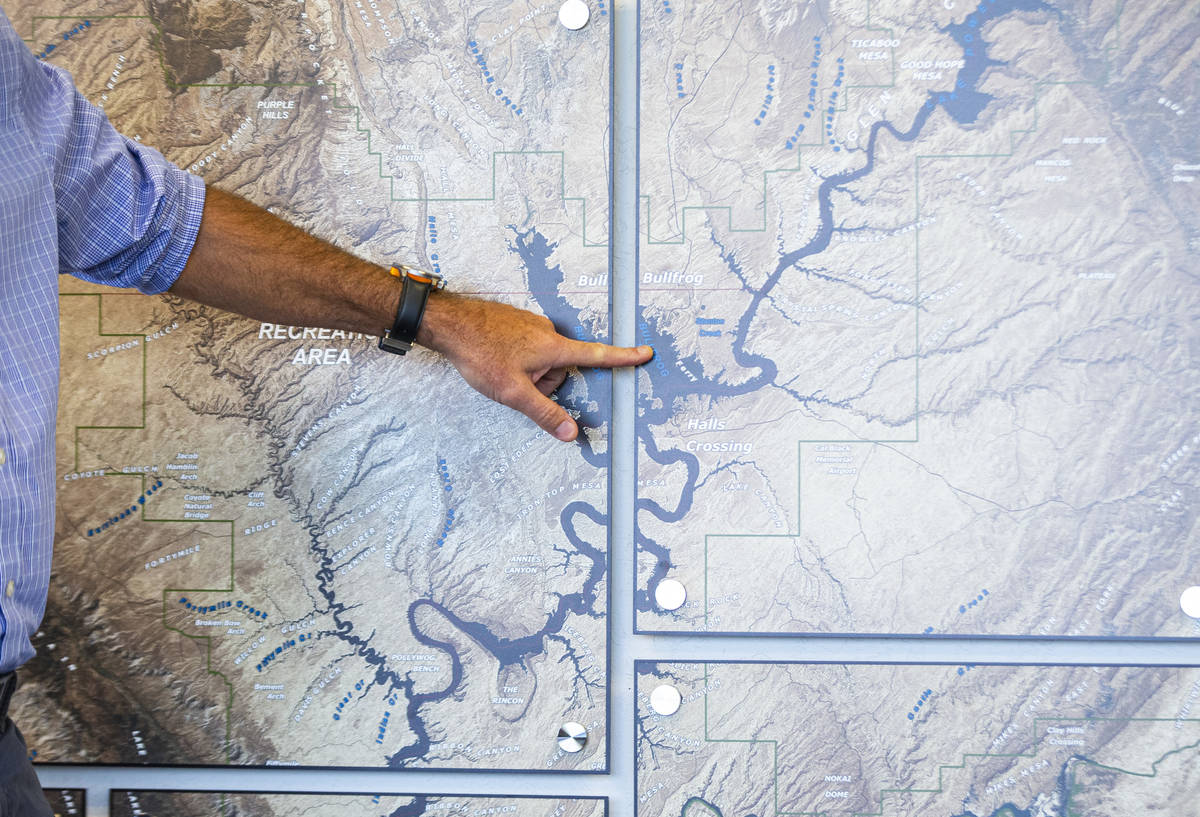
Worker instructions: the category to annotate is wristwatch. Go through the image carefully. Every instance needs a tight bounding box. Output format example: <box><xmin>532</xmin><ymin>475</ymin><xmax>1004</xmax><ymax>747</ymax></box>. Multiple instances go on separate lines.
<box><xmin>378</xmin><ymin>265</ymin><xmax>444</xmax><ymax>355</ymax></box>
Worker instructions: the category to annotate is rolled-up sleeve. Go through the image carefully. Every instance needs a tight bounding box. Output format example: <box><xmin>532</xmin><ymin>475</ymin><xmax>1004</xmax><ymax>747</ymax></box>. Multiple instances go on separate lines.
<box><xmin>17</xmin><ymin>41</ymin><xmax>205</xmax><ymax>294</ymax></box>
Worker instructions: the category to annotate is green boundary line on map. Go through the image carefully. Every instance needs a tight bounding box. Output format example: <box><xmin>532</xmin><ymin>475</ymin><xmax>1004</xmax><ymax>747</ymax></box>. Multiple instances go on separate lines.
<box><xmin>688</xmin><ymin>664</ymin><xmax>1200</xmax><ymax>816</ymax></box>
<box><xmin>639</xmin><ymin>8</ymin><xmax>919</xmax><ymax>634</ymax></box>
<box><xmin>640</xmin><ymin>1</ymin><xmax>899</xmax><ymax>245</ymax></box>
<box><xmin>840</xmin><ymin>1</ymin><xmax>899</xmax><ymax>105</ymax></box>
<box><xmin>46</xmin><ymin>7</ymin><xmax>615</xmax><ymax>770</ymax></box>
<box><xmin>30</xmin><ymin>14</ymin><xmax>608</xmax><ymax>246</ymax></box>
<box><xmin>638</xmin><ymin>0</ymin><xmax>918</xmax><ymax>626</ymax></box>
<box><xmin>153</xmin><ymin>517</ymin><xmax>238</xmax><ymax>766</ymax></box>
<box><xmin>697</xmin><ymin>60</ymin><xmax>1108</xmax><ymax>627</ymax></box>
<box><xmin>61</xmin><ymin>294</ymin><xmax>147</xmax><ymax>473</ymax></box>
<box><xmin>638</xmin><ymin>0</ymin><xmax>1123</xmax><ymax>245</ymax></box>
<box><xmin>61</xmin><ymin>292</ymin><xmax>238</xmax><ymax>763</ymax></box>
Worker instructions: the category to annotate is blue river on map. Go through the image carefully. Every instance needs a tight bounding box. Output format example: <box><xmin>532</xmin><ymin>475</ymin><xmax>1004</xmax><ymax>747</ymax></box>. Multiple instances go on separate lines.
<box><xmin>379</xmin><ymin>226</ymin><xmax>611</xmax><ymax>769</ymax></box>
<box><xmin>387</xmin><ymin>796</ymin><xmax>429</xmax><ymax>817</ymax></box>
<box><xmin>636</xmin><ymin>0</ymin><xmax>1047</xmax><ymax>612</ymax></box>
<box><xmin>303</xmin><ymin>225</ymin><xmax>611</xmax><ymax>773</ymax></box>
<box><xmin>329</xmin><ymin>0</ymin><xmax>1045</xmax><ymax>783</ymax></box>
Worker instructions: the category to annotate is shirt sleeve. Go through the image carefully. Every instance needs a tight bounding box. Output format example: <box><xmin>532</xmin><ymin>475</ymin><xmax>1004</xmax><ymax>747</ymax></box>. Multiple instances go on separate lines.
<box><xmin>16</xmin><ymin>40</ymin><xmax>205</xmax><ymax>294</ymax></box>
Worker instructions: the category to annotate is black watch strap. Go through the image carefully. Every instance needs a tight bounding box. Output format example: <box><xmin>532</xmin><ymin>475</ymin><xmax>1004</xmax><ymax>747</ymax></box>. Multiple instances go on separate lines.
<box><xmin>379</xmin><ymin>266</ymin><xmax>440</xmax><ymax>355</ymax></box>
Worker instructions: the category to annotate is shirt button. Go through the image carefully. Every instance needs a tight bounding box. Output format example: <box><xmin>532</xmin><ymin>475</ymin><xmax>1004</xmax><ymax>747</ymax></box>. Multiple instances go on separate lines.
<box><xmin>0</xmin><ymin>448</ymin><xmax>6</xmax><ymax>465</ymax></box>
<box><xmin>4</xmin><ymin>581</ymin><xmax>12</xmax><ymax>598</ymax></box>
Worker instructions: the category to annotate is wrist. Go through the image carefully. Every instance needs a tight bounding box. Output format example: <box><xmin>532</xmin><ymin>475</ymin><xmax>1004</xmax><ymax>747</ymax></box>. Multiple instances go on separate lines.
<box><xmin>379</xmin><ymin>265</ymin><xmax>444</xmax><ymax>355</ymax></box>
<box><xmin>414</xmin><ymin>288</ymin><xmax>464</xmax><ymax>353</ymax></box>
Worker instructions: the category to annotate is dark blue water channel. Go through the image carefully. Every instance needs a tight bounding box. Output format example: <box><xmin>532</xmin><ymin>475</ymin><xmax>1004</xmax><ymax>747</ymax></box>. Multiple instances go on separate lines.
<box><xmin>297</xmin><ymin>225</ymin><xmax>612</xmax><ymax>771</ymax></box>
<box><xmin>381</xmin><ymin>226</ymin><xmax>612</xmax><ymax>767</ymax></box>
<box><xmin>636</xmin><ymin>0</ymin><xmax>1048</xmax><ymax>612</ymax></box>
<box><xmin>387</xmin><ymin>796</ymin><xmax>430</xmax><ymax>817</ymax></box>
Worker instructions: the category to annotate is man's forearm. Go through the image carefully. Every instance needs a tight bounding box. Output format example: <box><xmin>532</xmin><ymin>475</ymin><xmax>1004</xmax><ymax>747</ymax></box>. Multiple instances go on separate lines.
<box><xmin>171</xmin><ymin>186</ymin><xmax>400</xmax><ymax>338</ymax></box>
<box><xmin>169</xmin><ymin>186</ymin><xmax>653</xmax><ymax>441</ymax></box>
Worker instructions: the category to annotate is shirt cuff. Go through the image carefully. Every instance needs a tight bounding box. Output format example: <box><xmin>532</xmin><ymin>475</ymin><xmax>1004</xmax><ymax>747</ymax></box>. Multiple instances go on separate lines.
<box><xmin>137</xmin><ymin>167</ymin><xmax>206</xmax><ymax>295</ymax></box>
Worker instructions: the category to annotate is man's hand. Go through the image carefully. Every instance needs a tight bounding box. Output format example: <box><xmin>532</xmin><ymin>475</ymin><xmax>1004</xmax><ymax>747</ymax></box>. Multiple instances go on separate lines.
<box><xmin>418</xmin><ymin>293</ymin><xmax>652</xmax><ymax>441</ymax></box>
<box><xmin>171</xmin><ymin>187</ymin><xmax>652</xmax><ymax>441</ymax></box>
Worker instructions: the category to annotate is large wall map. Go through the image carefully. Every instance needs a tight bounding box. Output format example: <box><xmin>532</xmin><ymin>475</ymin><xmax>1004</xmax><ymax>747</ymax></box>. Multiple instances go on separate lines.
<box><xmin>8</xmin><ymin>0</ymin><xmax>1200</xmax><ymax>811</ymax></box>
<box><xmin>14</xmin><ymin>0</ymin><xmax>613</xmax><ymax>770</ymax></box>
<box><xmin>636</xmin><ymin>661</ymin><xmax>1200</xmax><ymax>817</ymax></box>
<box><xmin>635</xmin><ymin>0</ymin><xmax>1200</xmax><ymax>637</ymax></box>
<box><xmin>111</xmin><ymin>791</ymin><xmax>605</xmax><ymax>817</ymax></box>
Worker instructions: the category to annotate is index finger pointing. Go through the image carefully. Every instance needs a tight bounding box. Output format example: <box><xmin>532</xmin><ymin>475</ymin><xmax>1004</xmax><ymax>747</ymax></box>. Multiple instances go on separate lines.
<box><xmin>556</xmin><ymin>341</ymin><xmax>653</xmax><ymax>370</ymax></box>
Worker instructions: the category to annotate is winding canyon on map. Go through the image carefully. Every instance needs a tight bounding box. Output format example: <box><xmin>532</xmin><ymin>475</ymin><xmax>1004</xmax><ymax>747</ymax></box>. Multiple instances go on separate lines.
<box><xmin>16</xmin><ymin>0</ymin><xmax>613</xmax><ymax>770</ymax></box>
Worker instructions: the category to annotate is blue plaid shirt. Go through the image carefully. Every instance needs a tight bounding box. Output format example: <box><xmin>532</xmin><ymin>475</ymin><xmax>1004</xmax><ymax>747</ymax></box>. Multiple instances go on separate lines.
<box><xmin>0</xmin><ymin>8</ymin><xmax>205</xmax><ymax>675</ymax></box>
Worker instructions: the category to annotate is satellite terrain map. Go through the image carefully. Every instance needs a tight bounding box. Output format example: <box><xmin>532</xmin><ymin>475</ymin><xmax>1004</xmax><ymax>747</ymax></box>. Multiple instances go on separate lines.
<box><xmin>14</xmin><ymin>0</ymin><xmax>613</xmax><ymax>770</ymax></box>
<box><xmin>635</xmin><ymin>0</ymin><xmax>1200</xmax><ymax>637</ymax></box>
<box><xmin>110</xmin><ymin>792</ymin><xmax>605</xmax><ymax>817</ymax></box>
<box><xmin>636</xmin><ymin>662</ymin><xmax>1200</xmax><ymax>817</ymax></box>
<box><xmin>6</xmin><ymin>0</ymin><xmax>1199</xmax><ymax>811</ymax></box>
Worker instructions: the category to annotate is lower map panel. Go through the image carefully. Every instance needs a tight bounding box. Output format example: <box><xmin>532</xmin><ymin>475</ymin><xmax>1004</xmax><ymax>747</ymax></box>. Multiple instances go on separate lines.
<box><xmin>635</xmin><ymin>661</ymin><xmax>1200</xmax><ymax>817</ymax></box>
<box><xmin>42</xmin><ymin>789</ymin><xmax>85</xmax><ymax>817</ymax></box>
<box><xmin>111</xmin><ymin>791</ymin><xmax>606</xmax><ymax>817</ymax></box>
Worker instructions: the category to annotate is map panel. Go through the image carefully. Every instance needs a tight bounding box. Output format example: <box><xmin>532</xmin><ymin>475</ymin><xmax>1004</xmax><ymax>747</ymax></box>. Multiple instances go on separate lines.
<box><xmin>635</xmin><ymin>1</ymin><xmax>1200</xmax><ymax>637</ymax></box>
<box><xmin>13</xmin><ymin>0</ymin><xmax>612</xmax><ymax>770</ymax></box>
<box><xmin>111</xmin><ymin>792</ymin><xmax>605</xmax><ymax>817</ymax></box>
<box><xmin>42</xmin><ymin>789</ymin><xmax>86</xmax><ymax>817</ymax></box>
<box><xmin>636</xmin><ymin>661</ymin><xmax>1200</xmax><ymax>817</ymax></box>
